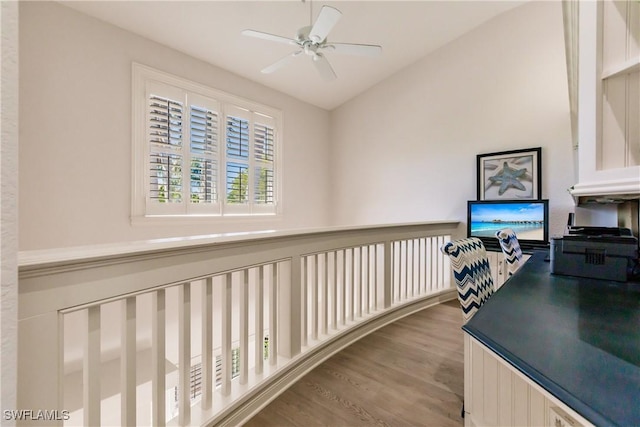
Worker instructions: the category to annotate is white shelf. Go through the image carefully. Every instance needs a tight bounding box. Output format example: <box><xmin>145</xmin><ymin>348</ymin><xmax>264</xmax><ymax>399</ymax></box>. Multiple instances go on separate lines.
<box><xmin>601</xmin><ymin>56</ymin><xmax>640</xmax><ymax>80</ymax></box>
<box><xmin>570</xmin><ymin>175</ymin><xmax>640</xmax><ymax>205</ymax></box>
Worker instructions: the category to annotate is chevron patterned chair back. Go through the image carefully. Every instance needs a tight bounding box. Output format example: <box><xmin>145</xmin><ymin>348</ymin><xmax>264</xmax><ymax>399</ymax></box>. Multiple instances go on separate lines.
<box><xmin>495</xmin><ymin>228</ymin><xmax>524</xmax><ymax>278</ymax></box>
<box><xmin>441</xmin><ymin>237</ymin><xmax>494</xmax><ymax>323</ymax></box>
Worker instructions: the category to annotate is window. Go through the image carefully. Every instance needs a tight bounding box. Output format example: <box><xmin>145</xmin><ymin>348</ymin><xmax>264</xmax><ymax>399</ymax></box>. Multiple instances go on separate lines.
<box><xmin>132</xmin><ymin>64</ymin><xmax>281</xmax><ymax>220</ymax></box>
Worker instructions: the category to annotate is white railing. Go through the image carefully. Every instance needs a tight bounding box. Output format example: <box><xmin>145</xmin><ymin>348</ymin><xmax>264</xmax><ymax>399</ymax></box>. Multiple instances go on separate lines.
<box><xmin>17</xmin><ymin>221</ymin><xmax>458</xmax><ymax>426</ymax></box>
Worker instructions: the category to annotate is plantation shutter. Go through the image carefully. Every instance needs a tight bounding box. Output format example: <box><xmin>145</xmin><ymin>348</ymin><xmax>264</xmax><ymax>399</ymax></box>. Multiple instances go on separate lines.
<box><xmin>188</xmin><ymin>93</ymin><xmax>220</xmax><ymax>213</ymax></box>
<box><xmin>146</xmin><ymin>83</ymin><xmax>186</xmax><ymax>215</ymax></box>
<box><xmin>253</xmin><ymin>116</ymin><xmax>276</xmax><ymax>212</ymax></box>
<box><xmin>135</xmin><ymin>65</ymin><xmax>279</xmax><ymax>218</ymax></box>
<box><xmin>224</xmin><ymin>106</ymin><xmax>252</xmax><ymax>214</ymax></box>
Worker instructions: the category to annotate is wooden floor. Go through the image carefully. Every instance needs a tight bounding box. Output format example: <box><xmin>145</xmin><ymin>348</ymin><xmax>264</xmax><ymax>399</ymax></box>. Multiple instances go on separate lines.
<box><xmin>244</xmin><ymin>300</ymin><xmax>464</xmax><ymax>427</ymax></box>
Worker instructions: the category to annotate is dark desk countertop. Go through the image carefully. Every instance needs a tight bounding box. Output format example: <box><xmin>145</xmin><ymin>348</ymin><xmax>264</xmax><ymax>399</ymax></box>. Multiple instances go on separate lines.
<box><xmin>462</xmin><ymin>251</ymin><xmax>640</xmax><ymax>427</ymax></box>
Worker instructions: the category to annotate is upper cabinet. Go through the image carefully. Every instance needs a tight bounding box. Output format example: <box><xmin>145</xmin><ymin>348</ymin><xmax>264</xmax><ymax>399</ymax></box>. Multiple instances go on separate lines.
<box><xmin>568</xmin><ymin>0</ymin><xmax>640</xmax><ymax>203</ymax></box>
<box><xmin>600</xmin><ymin>1</ymin><xmax>639</xmax><ymax>170</ymax></box>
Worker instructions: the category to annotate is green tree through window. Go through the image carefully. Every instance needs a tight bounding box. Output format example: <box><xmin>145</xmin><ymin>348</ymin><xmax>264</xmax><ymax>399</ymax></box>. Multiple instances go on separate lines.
<box><xmin>227</xmin><ymin>167</ymin><xmax>248</xmax><ymax>203</ymax></box>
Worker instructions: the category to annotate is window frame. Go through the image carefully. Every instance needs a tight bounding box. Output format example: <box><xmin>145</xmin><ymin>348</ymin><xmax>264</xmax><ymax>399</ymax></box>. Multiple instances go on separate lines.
<box><xmin>132</xmin><ymin>63</ymin><xmax>282</xmax><ymax>223</ymax></box>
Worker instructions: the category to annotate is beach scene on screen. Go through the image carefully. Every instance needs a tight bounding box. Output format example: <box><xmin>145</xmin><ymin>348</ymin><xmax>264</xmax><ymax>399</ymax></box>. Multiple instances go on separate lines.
<box><xmin>470</xmin><ymin>202</ymin><xmax>545</xmax><ymax>240</ymax></box>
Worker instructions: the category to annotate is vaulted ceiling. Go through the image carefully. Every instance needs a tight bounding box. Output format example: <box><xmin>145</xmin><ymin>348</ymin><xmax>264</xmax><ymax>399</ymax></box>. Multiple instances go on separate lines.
<box><xmin>60</xmin><ymin>1</ymin><xmax>526</xmax><ymax>110</ymax></box>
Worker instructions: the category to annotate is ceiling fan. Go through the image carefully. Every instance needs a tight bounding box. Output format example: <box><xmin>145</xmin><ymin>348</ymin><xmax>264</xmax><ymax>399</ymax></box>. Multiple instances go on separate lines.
<box><xmin>241</xmin><ymin>5</ymin><xmax>382</xmax><ymax>81</ymax></box>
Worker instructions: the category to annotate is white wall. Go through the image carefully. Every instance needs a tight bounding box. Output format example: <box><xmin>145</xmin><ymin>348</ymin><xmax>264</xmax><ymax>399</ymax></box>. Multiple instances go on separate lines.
<box><xmin>18</xmin><ymin>1</ymin><xmax>331</xmax><ymax>250</ymax></box>
<box><xmin>19</xmin><ymin>1</ymin><xmax>578</xmax><ymax>251</ymax></box>
<box><xmin>329</xmin><ymin>1</ymin><xmax>575</xmax><ymax>238</ymax></box>
<box><xmin>1</xmin><ymin>0</ymin><xmax>19</xmax><ymax>419</ymax></box>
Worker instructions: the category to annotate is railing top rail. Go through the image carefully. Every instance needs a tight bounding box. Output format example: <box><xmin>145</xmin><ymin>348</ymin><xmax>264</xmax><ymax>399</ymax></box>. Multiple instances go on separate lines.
<box><xmin>19</xmin><ymin>221</ymin><xmax>459</xmax><ymax>271</ymax></box>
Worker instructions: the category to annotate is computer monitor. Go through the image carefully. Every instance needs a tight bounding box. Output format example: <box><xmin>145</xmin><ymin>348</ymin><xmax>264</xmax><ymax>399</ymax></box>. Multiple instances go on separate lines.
<box><xmin>467</xmin><ymin>199</ymin><xmax>549</xmax><ymax>250</ymax></box>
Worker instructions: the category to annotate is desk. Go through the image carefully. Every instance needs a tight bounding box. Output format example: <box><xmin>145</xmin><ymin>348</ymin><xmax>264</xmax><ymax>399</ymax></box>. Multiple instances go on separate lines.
<box><xmin>462</xmin><ymin>251</ymin><xmax>640</xmax><ymax>426</ymax></box>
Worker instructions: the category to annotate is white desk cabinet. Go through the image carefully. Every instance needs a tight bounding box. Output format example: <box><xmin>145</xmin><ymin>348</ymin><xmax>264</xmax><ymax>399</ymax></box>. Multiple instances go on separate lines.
<box><xmin>464</xmin><ymin>334</ymin><xmax>593</xmax><ymax>427</ymax></box>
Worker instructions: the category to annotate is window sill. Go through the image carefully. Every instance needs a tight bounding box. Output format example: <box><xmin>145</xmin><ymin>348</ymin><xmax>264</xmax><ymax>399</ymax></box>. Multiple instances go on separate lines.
<box><xmin>130</xmin><ymin>213</ymin><xmax>280</xmax><ymax>227</ymax></box>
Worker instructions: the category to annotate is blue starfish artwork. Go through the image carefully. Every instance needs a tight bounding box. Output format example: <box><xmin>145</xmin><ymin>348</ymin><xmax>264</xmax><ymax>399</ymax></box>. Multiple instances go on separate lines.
<box><xmin>488</xmin><ymin>162</ymin><xmax>528</xmax><ymax>195</ymax></box>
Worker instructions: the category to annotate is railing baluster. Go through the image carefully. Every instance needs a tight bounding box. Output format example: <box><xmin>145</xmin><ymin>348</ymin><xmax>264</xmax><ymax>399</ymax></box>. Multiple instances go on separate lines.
<box><xmin>359</xmin><ymin>247</ymin><xmax>362</xmax><ymax>316</ymax></box>
<box><xmin>420</xmin><ymin>239</ymin><xmax>424</xmax><ymax>294</ymax></box>
<box><xmin>301</xmin><ymin>257</ymin><xmax>308</xmax><ymax>346</ymax></box>
<box><xmin>415</xmin><ymin>239</ymin><xmax>419</xmax><ymax>296</ymax></box>
<box><xmin>398</xmin><ymin>241</ymin><xmax>403</xmax><ymax>301</ymax></box>
<box><xmin>436</xmin><ymin>237</ymin><xmax>442</xmax><ymax>291</ymax></box>
<box><xmin>356</xmin><ymin>246</ymin><xmax>364</xmax><ymax>317</ymax></box>
<box><xmin>424</xmin><ymin>238</ymin><xmax>430</xmax><ymax>293</ymax></box>
<box><xmin>443</xmin><ymin>235</ymin><xmax>452</xmax><ymax>289</ymax></box>
<box><xmin>121</xmin><ymin>297</ymin><xmax>136</xmax><ymax>426</ymax></box>
<box><xmin>432</xmin><ymin>236</ymin><xmax>439</xmax><ymax>292</ymax></box>
<box><xmin>407</xmin><ymin>239</ymin><xmax>413</xmax><ymax>297</ymax></box>
<box><xmin>362</xmin><ymin>246</ymin><xmax>369</xmax><ymax>315</ymax></box>
<box><xmin>397</xmin><ymin>241</ymin><xmax>402</xmax><ymax>301</ymax></box>
<box><xmin>373</xmin><ymin>244</ymin><xmax>377</xmax><ymax>310</ymax></box>
<box><xmin>419</xmin><ymin>238</ymin><xmax>425</xmax><ymax>294</ymax></box>
<box><xmin>394</xmin><ymin>241</ymin><xmax>400</xmax><ymax>302</ymax></box>
<box><xmin>269</xmin><ymin>263</ymin><xmax>278</xmax><ymax>365</ymax></box>
<box><xmin>84</xmin><ymin>306</ymin><xmax>101</xmax><ymax>427</ymax></box>
<box><xmin>377</xmin><ymin>243</ymin><xmax>382</xmax><ymax>308</ymax></box>
<box><xmin>438</xmin><ymin>235</ymin><xmax>446</xmax><ymax>290</ymax></box>
<box><xmin>151</xmin><ymin>290</ymin><xmax>166</xmax><ymax>427</ymax></box>
<box><xmin>417</xmin><ymin>239</ymin><xmax>422</xmax><ymax>294</ymax></box>
<box><xmin>201</xmin><ymin>277</ymin><xmax>213</xmax><ymax>409</ymax></box>
<box><xmin>178</xmin><ymin>283</ymin><xmax>191</xmax><ymax>426</ymax></box>
<box><xmin>239</xmin><ymin>270</ymin><xmax>249</xmax><ymax>385</ymax></box>
<box><xmin>408</xmin><ymin>240</ymin><xmax>413</xmax><ymax>298</ymax></box>
<box><xmin>370</xmin><ymin>246</ymin><xmax>375</xmax><ymax>312</ymax></box>
<box><xmin>406</xmin><ymin>240</ymin><xmax>410</xmax><ymax>298</ymax></box>
<box><xmin>384</xmin><ymin>241</ymin><xmax>392</xmax><ymax>309</ymax></box>
<box><xmin>341</xmin><ymin>250</ymin><xmax>346</xmax><ymax>326</ymax></box>
<box><xmin>355</xmin><ymin>247</ymin><xmax>361</xmax><ymax>319</ymax></box>
<box><xmin>431</xmin><ymin>238</ymin><xmax>436</xmax><ymax>291</ymax></box>
<box><xmin>311</xmin><ymin>255</ymin><xmax>318</xmax><ymax>340</ymax></box>
<box><xmin>322</xmin><ymin>253</ymin><xmax>328</xmax><ymax>335</ymax></box>
<box><xmin>221</xmin><ymin>273</ymin><xmax>232</xmax><ymax>395</ymax></box>
<box><xmin>391</xmin><ymin>242</ymin><xmax>395</xmax><ymax>303</ymax></box>
<box><xmin>368</xmin><ymin>245</ymin><xmax>372</xmax><ymax>311</ymax></box>
<box><xmin>415</xmin><ymin>238</ymin><xmax>420</xmax><ymax>295</ymax></box>
<box><xmin>400</xmin><ymin>240</ymin><xmax>409</xmax><ymax>301</ymax></box>
<box><xmin>414</xmin><ymin>239</ymin><xmax>420</xmax><ymax>296</ymax></box>
<box><xmin>331</xmin><ymin>251</ymin><xmax>338</xmax><ymax>329</ymax></box>
<box><xmin>436</xmin><ymin>237</ymin><xmax>441</xmax><ymax>290</ymax></box>
<box><xmin>255</xmin><ymin>267</ymin><xmax>264</xmax><ymax>375</ymax></box>
<box><xmin>411</xmin><ymin>240</ymin><xmax>415</xmax><ymax>297</ymax></box>
<box><xmin>372</xmin><ymin>244</ymin><xmax>378</xmax><ymax>310</ymax></box>
<box><xmin>349</xmin><ymin>248</ymin><xmax>355</xmax><ymax>321</ymax></box>
<box><xmin>425</xmin><ymin>238</ymin><xmax>430</xmax><ymax>293</ymax></box>
<box><xmin>352</xmin><ymin>247</ymin><xmax>358</xmax><ymax>317</ymax></box>
<box><xmin>418</xmin><ymin>238</ymin><xmax>423</xmax><ymax>294</ymax></box>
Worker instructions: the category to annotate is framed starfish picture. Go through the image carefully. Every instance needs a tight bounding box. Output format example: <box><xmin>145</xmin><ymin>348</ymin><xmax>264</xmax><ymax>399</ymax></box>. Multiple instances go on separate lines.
<box><xmin>477</xmin><ymin>147</ymin><xmax>541</xmax><ymax>200</ymax></box>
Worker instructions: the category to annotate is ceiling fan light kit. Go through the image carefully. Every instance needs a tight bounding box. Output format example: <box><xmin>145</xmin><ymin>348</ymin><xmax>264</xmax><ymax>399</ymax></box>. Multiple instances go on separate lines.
<box><xmin>242</xmin><ymin>5</ymin><xmax>382</xmax><ymax>81</ymax></box>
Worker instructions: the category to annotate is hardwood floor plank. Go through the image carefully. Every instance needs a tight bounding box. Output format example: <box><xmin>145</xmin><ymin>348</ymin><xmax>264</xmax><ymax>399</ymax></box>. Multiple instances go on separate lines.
<box><xmin>327</xmin><ymin>349</ymin><xmax>462</xmax><ymax>424</ymax></box>
<box><xmin>244</xmin><ymin>300</ymin><xmax>464</xmax><ymax>427</ymax></box>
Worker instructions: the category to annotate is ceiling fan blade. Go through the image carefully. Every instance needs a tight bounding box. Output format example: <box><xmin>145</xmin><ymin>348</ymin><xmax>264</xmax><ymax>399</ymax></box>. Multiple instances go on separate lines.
<box><xmin>326</xmin><ymin>43</ymin><xmax>382</xmax><ymax>57</ymax></box>
<box><xmin>241</xmin><ymin>29</ymin><xmax>296</xmax><ymax>45</ymax></box>
<box><xmin>309</xmin><ymin>6</ymin><xmax>342</xmax><ymax>43</ymax></box>
<box><xmin>313</xmin><ymin>53</ymin><xmax>337</xmax><ymax>81</ymax></box>
<box><xmin>261</xmin><ymin>50</ymin><xmax>303</xmax><ymax>74</ymax></box>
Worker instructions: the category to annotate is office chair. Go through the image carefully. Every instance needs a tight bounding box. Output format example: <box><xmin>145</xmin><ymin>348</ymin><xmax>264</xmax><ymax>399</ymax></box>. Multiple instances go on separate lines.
<box><xmin>441</xmin><ymin>237</ymin><xmax>494</xmax><ymax>324</ymax></box>
<box><xmin>495</xmin><ymin>228</ymin><xmax>524</xmax><ymax>278</ymax></box>
<box><xmin>441</xmin><ymin>237</ymin><xmax>495</xmax><ymax>419</ymax></box>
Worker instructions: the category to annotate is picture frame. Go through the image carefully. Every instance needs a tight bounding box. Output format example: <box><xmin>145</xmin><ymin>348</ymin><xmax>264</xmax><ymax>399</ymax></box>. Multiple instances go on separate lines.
<box><xmin>477</xmin><ymin>147</ymin><xmax>541</xmax><ymax>200</ymax></box>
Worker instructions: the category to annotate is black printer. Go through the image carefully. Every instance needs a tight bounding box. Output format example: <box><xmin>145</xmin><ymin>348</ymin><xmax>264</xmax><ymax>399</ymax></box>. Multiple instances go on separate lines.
<box><xmin>550</xmin><ymin>226</ymin><xmax>639</xmax><ymax>282</ymax></box>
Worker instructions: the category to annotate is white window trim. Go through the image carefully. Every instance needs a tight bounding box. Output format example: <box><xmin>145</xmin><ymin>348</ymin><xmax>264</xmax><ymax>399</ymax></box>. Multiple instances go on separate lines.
<box><xmin>131</xmin><ymin>63</ymin><xmax>283</xmax><ymax>224</ymax></box>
